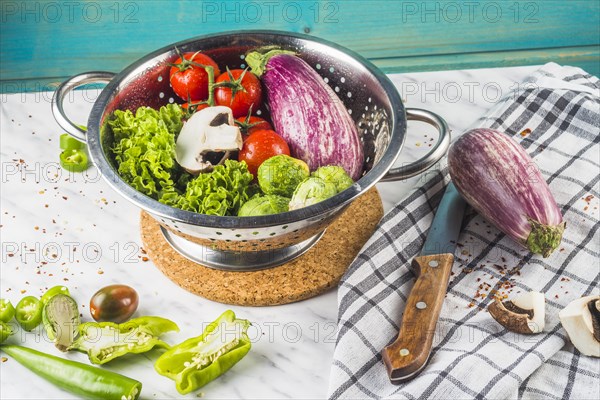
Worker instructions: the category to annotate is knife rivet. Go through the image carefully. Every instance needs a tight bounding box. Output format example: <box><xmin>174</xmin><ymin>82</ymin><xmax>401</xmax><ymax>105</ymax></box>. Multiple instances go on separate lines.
<box><xmin>416</xmin><ymin>301</ymin><xmax>427</xmax><ymax>310</ymax></box>
<box><xmin>428</xmin><ymin>260</ymin><xmax>439</xmax><ymax>268</ymax></box>
<box><xmin>399</xmin><ymin>348</ymin><xmax>410</xmax><ymax>356</ymax></box>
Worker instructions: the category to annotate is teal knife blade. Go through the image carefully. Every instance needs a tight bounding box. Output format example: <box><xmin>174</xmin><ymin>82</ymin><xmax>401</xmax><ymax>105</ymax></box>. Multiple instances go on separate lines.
<box><xmin>420</xmin><ymin>182</ymin><xmax>467</xmax><ymax>256</ymax></box>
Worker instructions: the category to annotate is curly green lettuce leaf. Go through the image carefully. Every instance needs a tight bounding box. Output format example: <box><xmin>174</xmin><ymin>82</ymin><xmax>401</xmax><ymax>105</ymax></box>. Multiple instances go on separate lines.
<box><xmin>159</xmin><ymin>160</ymin><xmax>254</xmax><ymax>216</ymax></box>
<box><xmin>109</xmin><ymin>104</ymin><xmax>184</xmax><ymax>197</ymax></box>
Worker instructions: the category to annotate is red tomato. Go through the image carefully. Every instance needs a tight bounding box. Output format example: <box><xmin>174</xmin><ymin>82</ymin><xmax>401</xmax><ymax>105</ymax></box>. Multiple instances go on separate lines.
<box><xmin>239</xmin><ymin>129</ymin><xmax>290</xmax><ymax>176</ymax></box>
<box><xmin>235</xmin><ymin>115</ymin><xmax>273</xmax><ymax>140</ymax></box>
<box><xmin>170</xmin><ymin>52</ymin><xmax>220</xmax><ymax>102</ymax></box>
<box><xmin>215</xmin><ymin>69</ymin><xmax>262</xmax><ymax>118</ymax></box>
<box><xmin>181</xmin><ymin>102</ymin><xmax>209</xmax><ymax>112</ymax></box>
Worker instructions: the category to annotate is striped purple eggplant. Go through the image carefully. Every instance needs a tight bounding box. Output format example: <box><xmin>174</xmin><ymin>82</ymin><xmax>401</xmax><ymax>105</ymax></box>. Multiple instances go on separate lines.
<box><xmin>246</xmin><ymin>50</ymin><xmax>364</xmax><ymax>180</ymax></box>
<box><xmin>448</xmin><ymin>128</ymin><xmax>565</xmax><ymax>257</ymax></box>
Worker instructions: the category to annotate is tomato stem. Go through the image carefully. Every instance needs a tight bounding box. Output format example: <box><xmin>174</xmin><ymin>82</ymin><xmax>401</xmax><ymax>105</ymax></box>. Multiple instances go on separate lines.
<box><xmin>205</xmin><ymin>65</ymin><xmax>216</xmax><ymax>107</ymax></box>
<box><xmin>168</xmin><ymin>50</ymin><xmax>206</xmax><ymax>72</ymax></box>
<box><xmin>212</xmin><ymin>67</ymin><xmax>249</xmax><ymax>105</ymax></box>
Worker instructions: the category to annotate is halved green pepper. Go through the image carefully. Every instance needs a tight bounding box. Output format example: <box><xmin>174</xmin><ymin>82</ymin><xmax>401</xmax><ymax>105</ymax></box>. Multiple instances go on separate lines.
<box><xmin>69</xmin><ymin>316</ymin><xmax>179</xmax><ymax>364</ymax></box>
<box><xmin>0</xmin><ymin>299</ymin><xmax>15</xmax><ymax>322</ymax></box>
<box><xmin>60</xmin><ymin>149</ymin><xmax>88</xmax><ymax>172</ymax></box>
<box><xmin>154</xmin><ymin>310</ymin><xmax>251</xmax><ymax>394</ymax></box>
<box><xmin>40</xmin><ymin>286</ymin><xmax>71</xmax><ymax>305</ymax></box>
<box><xmin>59</xmin><ymin>134</ymin><xmax>85</xmax><ymax>151</ymax></box>
<box><xmin>59</xmin><ymin>131</ymin><xmax>89</xmax><ymax>172</ymax></box>
<box><xmin>15</xmin><ymin>296</ymin><xmax>43</xmax><ymax>331</ymax></box>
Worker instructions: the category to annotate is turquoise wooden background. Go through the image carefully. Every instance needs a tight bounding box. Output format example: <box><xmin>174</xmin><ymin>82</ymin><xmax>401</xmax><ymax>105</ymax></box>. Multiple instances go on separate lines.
<box><xmin>1</xmin><ymin>0</ymin><xmax>599</xmax><ymax>93</ymax></box>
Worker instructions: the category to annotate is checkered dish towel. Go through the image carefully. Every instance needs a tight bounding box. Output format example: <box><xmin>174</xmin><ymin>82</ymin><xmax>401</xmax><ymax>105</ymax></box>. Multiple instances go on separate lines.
<box><xmin>329</xmin><ymin>63</ymin><xmax>600</xmax><ymax>400</ymax></box>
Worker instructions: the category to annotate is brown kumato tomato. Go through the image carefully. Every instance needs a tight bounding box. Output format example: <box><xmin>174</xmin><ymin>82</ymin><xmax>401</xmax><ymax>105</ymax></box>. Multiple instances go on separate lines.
<box><xmin>90</xmin><ymin>285</ymin><xmax>139</xmax><ymax>323</ymax></box>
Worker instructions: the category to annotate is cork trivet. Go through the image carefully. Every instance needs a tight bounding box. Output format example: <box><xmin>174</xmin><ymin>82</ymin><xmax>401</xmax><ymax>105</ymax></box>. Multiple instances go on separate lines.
<box><xmin>140</xmin><ymin>188</ymin><xmax>383</xmax><ymax>306</ymax></box>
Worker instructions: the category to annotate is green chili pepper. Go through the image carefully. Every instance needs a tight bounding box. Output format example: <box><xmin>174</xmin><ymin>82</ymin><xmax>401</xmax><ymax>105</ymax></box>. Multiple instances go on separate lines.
<box><xmin>1</xmin><ymin>321</ymin><xmax>13</xmax><ymax>343</ymax></box>
<box><xmin>154</xmin><ymin>310</ymin><xmax>251</xmax><ymax>394</ymax></box>
<box><xmin>0</xmin><ymin>299</ymin><xmax>15</xmax><ymax>322</ymax></box>
<box><xmin>15</xmin><ymin>296</ymin><xmax>43</xmax><ymax>331</ymax></box>
<box><xmin>59</xmin><ymin>134</ymin><xmax>85</xmax><ymax>150</ymax></box>
<box><xmin>60</xmin><ymin>149</ymin><xmax>89</xmax><ymax>172</ymax></box>
<box><xmin>43</xmin><ymin>294</ymin><xmax>80</xmax><ymax>351</ymax></box>
<box><xmin>40</xmin><ymin>285</ymin><xmax>71</xmax><ymax>305</ymax></box>
<box><xmin>69</xmin><ymin>316</ymin><xmax>179</xmax><ymax>364</ymax></box>
<box><xmin>1</xmin><ymin>345</ymin><xmax>141</xmax><ymax>400</ymax></box>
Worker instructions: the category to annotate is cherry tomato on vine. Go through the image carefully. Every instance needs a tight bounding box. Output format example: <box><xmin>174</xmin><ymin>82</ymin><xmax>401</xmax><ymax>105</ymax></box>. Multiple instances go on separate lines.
<box><xmin>180</xmin><ymin>102</ymin><xmax>209</xmax><ymax>112</ymax></box>
<box><xmin>238</xmin><ymin>129</ymin><xmax>290</xmax><ymax>177</ymax></box>
<box><xmin>180</xmin><ymin>101</ymin><xmax>209</xmax><ymax>119</ymax></box>
<box><xmin>170</xmin><ymin>52</ymin><xmax>220</xmax><ymax>102</ymax></box>
<box><xmin>235</xmin><ymin>115</ymin><xmax>273</xmax><ymax>139</ymax></box>
<box><xmin>215</xmin><ymin>68</ymin><xmax>262</xmax><ymax>118</ymax></box>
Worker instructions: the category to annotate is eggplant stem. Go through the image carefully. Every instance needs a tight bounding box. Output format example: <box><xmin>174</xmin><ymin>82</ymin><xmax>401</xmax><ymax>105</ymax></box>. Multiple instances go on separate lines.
<box><xmin>526</xmin><ymin>218</ymin><xmax>566</xmax><ymax>257</ymax></box>
<box><xmin>245</xmin><ymin>49</ymin><xmax>296</xmax><ymax>77</ymax></box>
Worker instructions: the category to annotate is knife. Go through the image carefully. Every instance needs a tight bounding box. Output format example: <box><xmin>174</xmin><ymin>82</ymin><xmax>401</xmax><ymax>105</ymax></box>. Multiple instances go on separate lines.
<box><xmin>382</xmin><ymin>182</ymin><xmax>466</xmax><ymax>383</ymax></box>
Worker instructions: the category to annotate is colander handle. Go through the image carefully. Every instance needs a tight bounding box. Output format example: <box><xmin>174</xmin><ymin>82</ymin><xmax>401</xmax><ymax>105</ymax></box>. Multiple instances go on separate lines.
<box><xmin>380</xmin><ymin>108</ymin><xmax>450</xmax><ymax>182</ymax></box>
<box><xmin>51</xmin><ymin>71</ymin><xmax>116</xmax><ymax>142</ymax></box>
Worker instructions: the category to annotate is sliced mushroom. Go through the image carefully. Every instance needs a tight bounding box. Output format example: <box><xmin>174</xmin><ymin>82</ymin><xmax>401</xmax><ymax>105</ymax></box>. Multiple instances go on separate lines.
<box><xmin>175</xmin><ymin>106</ymin><xmax>242</xmax><ymax>174</ymax></box>
<box><xmin>488</xmin><ymin>291</ymin><xmax>545</xmax><ymax>334</ymax></box>
<box><xmin>559</xmin><ymin>295</ymin><xmax>600</xmax><ymax>357</ymax></box>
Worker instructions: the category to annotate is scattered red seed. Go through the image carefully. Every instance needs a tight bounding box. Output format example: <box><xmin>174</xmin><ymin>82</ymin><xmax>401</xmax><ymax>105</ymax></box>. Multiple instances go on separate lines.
<box><xmin>519</xmin><ymin>128</ymin><xmax>532</xmax><ymax>137</ymax></box>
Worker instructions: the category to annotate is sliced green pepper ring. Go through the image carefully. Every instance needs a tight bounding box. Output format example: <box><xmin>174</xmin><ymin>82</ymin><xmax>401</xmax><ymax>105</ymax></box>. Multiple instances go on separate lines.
<box><xmin>0</xmin><ymin>321</ymin><xmax>13</xmax><ymax>343</ymax></box>
<box><xmin>60</xmin><ymin>149</ymin><xmax>89</xmax><ymax>173</ymax></box>
<box><xmin>15</xmin><ymin>296</ymin><xmax>43</xmax><ymax>331</ymax></box>
<box><xmin>59</xmin><ymin>134</ymin><xmax>85</xmax><ymax>151</ymax></box>
<box><xmin>40</xmin><ymin>286</ymin><xmax>71</xmax><ymax>305</ymax></box>
<box><xmin>0</xmin><ymin>298</ymin><xmax>16</xmax><ymax>322</ymax></box>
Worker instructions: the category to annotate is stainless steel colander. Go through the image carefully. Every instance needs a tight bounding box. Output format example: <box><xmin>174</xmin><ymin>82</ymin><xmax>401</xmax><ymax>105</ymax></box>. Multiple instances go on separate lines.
<box><xmin>52</xmin><ymin>30</ymin><xmax>449</xmax><ymax>271</ymax></box>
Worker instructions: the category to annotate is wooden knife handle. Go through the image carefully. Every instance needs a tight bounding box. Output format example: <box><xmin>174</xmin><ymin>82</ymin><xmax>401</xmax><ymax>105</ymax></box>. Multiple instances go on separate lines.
<box><xmin>382</xmin><ymin>253</ymin><xmax>454</xmax><ymax>383</ymax></box>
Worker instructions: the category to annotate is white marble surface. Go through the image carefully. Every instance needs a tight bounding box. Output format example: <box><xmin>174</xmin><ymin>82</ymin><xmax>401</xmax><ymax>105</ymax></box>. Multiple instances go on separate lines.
<box><xmin>0</xmin><ymin>65</ymin><xmax>538</xmax><ymax>399</ymax></box>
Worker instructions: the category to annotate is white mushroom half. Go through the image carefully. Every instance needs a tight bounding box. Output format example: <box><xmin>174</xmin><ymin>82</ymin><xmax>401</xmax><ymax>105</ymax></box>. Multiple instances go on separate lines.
<box><xmin>488</xmin><ymin>291</ymin><xmax>545</xmax><ymax>334</ymax></box>
<box><xmin>175</xmin><ymin>106</ymin><xmax>242</xmax><ymax>174</ymax></box>
<box><xmin>559</xmin><ymin>295</ymin><xmax>600</xmax><ymax>357</ymax></box>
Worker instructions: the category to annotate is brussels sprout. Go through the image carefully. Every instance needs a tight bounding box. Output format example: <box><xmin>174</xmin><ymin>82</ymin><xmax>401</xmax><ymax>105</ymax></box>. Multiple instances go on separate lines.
<box><xmin>289</xmin><ymin>177</ymin><xmax>337</xmax><ymax>210</ymax></box>
<box><xmin>312</xmin><ymin>166</ymin><xmax>354</xmax><ymax>193</ymax></box>
<box><xmin>238</xmin><ymin>195</ymin><xmax>290</xmax><ymax>216</ymax></box>
<box><xmin>258</xmin><ymin>155</ymin><xmax>310</xmax><ymax>197</ymax></box>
